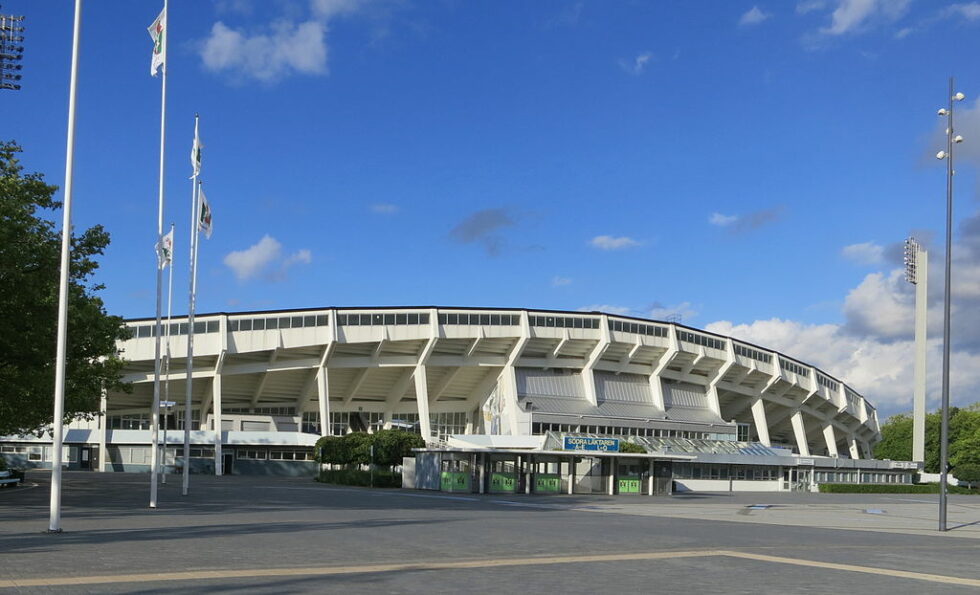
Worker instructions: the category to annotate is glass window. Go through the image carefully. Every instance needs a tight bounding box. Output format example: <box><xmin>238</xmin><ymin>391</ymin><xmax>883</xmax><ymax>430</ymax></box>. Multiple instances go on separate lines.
<box><xmin>359</xmin><ymin>314</ymin><xmax>371</xmax><ymax>325</ymax></box>
<box><xmin>448</xmin><ymin>313</ymin><xmax>458</xmax><ymax>324</ymax></box>
<box><xmin>396</xmin><ymin>314</ymin><xmax>407</xmax><ymax>325</ymax></box>
<box><xmin>206</xmin><ymin>320</ymin><xmax>219</xmax><ymax>332</ymax></box>
<box><xmin>280</xmin><ymin>317</ymin><xmax>292</xmax><ymax>329</ymax></box>
<box><xmin>228</xmin><ymin>320</ymin><xmax>239</xmax><ymax>332</ymax></box>
<box><xmin>304</xmin><ymin>316</ymin><xmax>316</xmax><ymax>327</ymax></box>
<box><xmin>253</xmin><ymin>318</ymin><xmax>265</xmax><ymax>331</ymax></box>
<box><xmin>316</xmin><ymin>314</ymin><xmax>328</xmax><ymax>326</ymax></box>
<box><xmin>409</xmin><ymin>313</ymin><xmax>420</xmax><ymax>325</ymax></box>
<box><xmin>438</xmin><ymin>314</ymin><xmax>447</xmax><ymax>324</ymax></box>
<box><xmin>384</xmin><ymin>314</ymin><xmax>395</xmax><ymax>325</ymax></box>
<box><xmin>193</xmin><ymin>321</ymin><xmax>206</xmax><ymax>334</ymax></box>
<box><xmin>419</xmin><ymin>313</ymin><xmax>430</xmax><ymax>325</ymax></box>
<box><xmin>267</xmin><ymin>318</ymin><xmax>278</xmax><ymax>329</ymax></box>
<box><xmin>292</xmin><ymin>316</ymin><xmax>304</xmax><ymax>328</ymax></box>
<box><xmin>240</xmin><ymin>319</ymin><xmax>252</xmax><ymax>331</ymax></box>
<box><xmin>372</xmin><ymin>314</ymin><xmax>384</xmax><ymax>325</ymax></box>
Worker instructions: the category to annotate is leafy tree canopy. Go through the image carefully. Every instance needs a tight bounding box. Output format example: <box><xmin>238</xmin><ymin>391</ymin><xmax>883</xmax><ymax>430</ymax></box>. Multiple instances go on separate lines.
<box><xmin>0</xmin><ymin>141</ymin><xmax>129</xmax><ymax>436</ymax></box>
<box><xmin>315</xmin><ymin>430</ymin><xmax>425</xmax><ymax>468</ymax></box>
<box><xmin>874</xmin><ymin>406</ymin><xmax>980</xmax><ymax>474</ymax></box>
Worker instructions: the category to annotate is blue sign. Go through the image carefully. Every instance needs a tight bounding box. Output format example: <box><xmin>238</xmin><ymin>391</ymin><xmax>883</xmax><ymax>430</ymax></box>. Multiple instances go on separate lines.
<box><xmin>563</xmin><ymin>436</ymin><xmax>620</xmax><ymax>452</ymax></box>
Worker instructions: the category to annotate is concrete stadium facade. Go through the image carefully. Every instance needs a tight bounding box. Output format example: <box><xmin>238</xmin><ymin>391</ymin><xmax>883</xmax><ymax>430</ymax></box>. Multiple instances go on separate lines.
<box><xmin>3</xmin><ymin>306</ymin><xmax>914</xmax><ymax>492</ymax></box>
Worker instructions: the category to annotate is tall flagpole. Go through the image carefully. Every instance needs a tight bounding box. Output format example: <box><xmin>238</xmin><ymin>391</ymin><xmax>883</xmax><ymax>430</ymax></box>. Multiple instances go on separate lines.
<box><xmin>162</xmin><ymin>222</ymin><xmax>175</xmax><ymax>484</ymax></box>
<box><xmin>183</xmin><ymin>115</ymin><xmax>200</xmax><ymax>496</ymax></box>
<box><xmin>48</xmin><ymin>0</ymin><xmax>82</xmax><ymax>533</ymax></box>
<box><xmin>149</xmin><ymin>0</ymin><xmax>168</xmax><ymax>510</ymax></box>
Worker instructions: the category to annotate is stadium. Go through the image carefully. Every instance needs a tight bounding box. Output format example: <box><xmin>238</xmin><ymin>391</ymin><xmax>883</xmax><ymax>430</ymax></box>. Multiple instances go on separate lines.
<box><xmin>0</xmin><ymin>306</ymin><xmax>917</xmax><ymax>493</ymax></box>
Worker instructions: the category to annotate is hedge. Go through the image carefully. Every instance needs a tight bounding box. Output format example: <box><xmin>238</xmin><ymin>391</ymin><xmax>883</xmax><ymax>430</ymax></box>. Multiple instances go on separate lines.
<box><xmin>818</xmin><ymin>483</ymin><xmax>979</xmax><ymax>494</ymax></box>
<box><xmin>317</xmin><ymin>468</ymin><xmax>402</xmax><ymax>488</ymax></box>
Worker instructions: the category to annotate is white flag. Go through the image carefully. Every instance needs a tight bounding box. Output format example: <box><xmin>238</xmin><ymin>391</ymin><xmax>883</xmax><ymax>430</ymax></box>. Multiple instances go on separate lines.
<box><xmin>198</xmin><ymin>187</ymin><xmax>213</xmax><ymax>239</ymax></box>
<box><xmin>155</xmin><ymin>228</ymin><xmax>174</xmax><ymax>268</ymax></box>
<box><xmin>147</xmin><ymin>7</ymin><xmax>166</xmax><ymax>76</ymax></box>
<box><xmin>190</xmin><ymin>119</ymin><xmax>202</xmax><ymax>178</ymax></box>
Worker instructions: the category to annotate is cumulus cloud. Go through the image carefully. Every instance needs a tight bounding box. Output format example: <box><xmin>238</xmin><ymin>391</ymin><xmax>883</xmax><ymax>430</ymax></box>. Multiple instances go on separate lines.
<box><xmin>449</xmin><ymin>208</ymin><xmax>515</xmax><ymax>256</ymax></box>
<box><xmin>371</xmin><ymin>203</ymin><xmax>399</xmax><ymax>214</ymax></box>
<box><xmin>223</xmin><ymin>235</ymin><xmax>311</xmax><ymax>281</ymax></box>
<box><xmin>796</xmin><ymin>0</ymin><xmax>826</xmax><ymax>14</ymax></box>
<box><xmin>739</xmin><ymin>6</ymin><xmax>773</xmax><ymax>26</ymax></box>
<box><xmin>590</xmin><ymin>235</ymin><xmax>641</xmax><ymax>250</ymax></box>
<box><xmin>200</xmin><ymin>0</ymin><xmax>372</xmax><ymax>83</ymax></box>
<box><xmin>619</xmin><ymin>52</ymin><xmax>653</xmax><ymax>75</ymax></box>
<box><xmin>841</xmin><ymin>241</ymin><xmax>885</xmax><ymax>265</ymax></box>
<box><xmin>818</xmin><ymin>0</ymin><xmax>911</xmax><ymax>36</ymax></box>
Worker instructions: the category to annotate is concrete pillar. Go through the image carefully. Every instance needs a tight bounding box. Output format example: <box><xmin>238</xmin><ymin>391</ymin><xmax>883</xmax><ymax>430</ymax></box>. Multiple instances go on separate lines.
<box><xmin>790</xmin><ymin>411</ymin><xmax>810</xmax><ymax>457</ymax></box>
<box><xmin>750</xmin><ymin>398</ymin><xmax>771</xmax><ymax>446</ymax></box>
<box><xmin>415</xmin><ymin>365</ymin><xmax>431</xmax><ymax>440</ymax></box>
<box><xmin>213</xmin><ymin>368</ymin><xmax>223</xmax><ymax>475</ymax></box>
<box><xmin>848</xmin><ymin>436</ymin><xmax>860</xmax><ymax>459</ymax></box>
<box><xmin>822</xmin><ymin>423</ymin><xmax>839</xmax><ymax>457</ymax></box>
<box><xmin>317</xmin><ymin>366</ymin><xmax>331</xmax><ymax>437</ymax></box>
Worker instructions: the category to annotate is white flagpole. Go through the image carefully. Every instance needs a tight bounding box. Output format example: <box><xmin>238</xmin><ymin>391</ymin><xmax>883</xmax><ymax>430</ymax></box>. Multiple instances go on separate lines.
<box><xmin>48</xmin><ymin>0</ymin><xmax>82</xmax><ymax>533</ymax></box>
<box><xmin>162</xmin><ymin>222</ymin><xmax>175</xmax><ymax>484</ymax></box>
<box><xmin>183</xmin><ymin>115</ymin><xmax>200</xmax><ymax>497</ymax></box>
<box><xmin>149</xmin><ymin>0</ymin><xmax>168</xmax><ymax>510</ymax></box>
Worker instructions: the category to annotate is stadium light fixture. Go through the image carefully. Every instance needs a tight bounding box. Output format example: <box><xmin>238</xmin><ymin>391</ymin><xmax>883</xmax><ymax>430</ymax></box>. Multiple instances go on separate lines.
<box><xmin>934</xmin><ymin>78</ymin><xmax>965</xmax><ymax>532</ymax></box>
<box><xmin>0</xmin><ymin>11</ymin><xmax>25</xmax><ymax>91</ymax></box>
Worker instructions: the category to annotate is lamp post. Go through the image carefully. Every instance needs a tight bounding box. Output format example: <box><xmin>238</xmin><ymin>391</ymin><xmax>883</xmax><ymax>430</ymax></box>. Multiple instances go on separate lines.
<box><xmin>934</xmin><ymin>77</ymin><xmax>965</xmax><ymax>532</ymax></box>
<box><xmin>160</xmin><ymin>401</ymin><xmax>175</xmax><ymax>484</ymax></box>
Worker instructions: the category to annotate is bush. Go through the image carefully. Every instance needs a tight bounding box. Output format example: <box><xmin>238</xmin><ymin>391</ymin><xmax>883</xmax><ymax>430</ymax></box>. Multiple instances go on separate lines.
<box><xmin>316</xmin><ymin>468</ymin><xmax>401</xmax><ymax>488</ymax></box>
<box><xmin>618</xmin><ymin>441</ymin><xmax>646</xmax><ymax>454</ymax></box>
<box><xmin>818</xmin><ymin>483</ymin><xmax>979</xmax><ymax>494</ymax></box>
<box><xmin>314</xmin><ymin>430</ymin><xmax>425</xmax><ymax>468</ymax></box>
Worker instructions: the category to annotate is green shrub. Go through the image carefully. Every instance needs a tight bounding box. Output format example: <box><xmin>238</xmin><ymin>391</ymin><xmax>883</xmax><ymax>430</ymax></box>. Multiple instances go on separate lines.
<box><xmin>818</xmin><ymin>483</ymin><xmax>979</xmax><ymax>494</ymax></box>
<box><xmin>314</xmin><ymin>430</ymin><xmax>424</xmax><ymax>468</ymax></box>
<box><xmin>617</xmin><ymin>441</ymin><xmax>646</xmax><ymax>454</ymax></box>
<box><xmin>316</xmin><ymin>468</ymin><xmax>402</xmax><ymax>488</ymax></box>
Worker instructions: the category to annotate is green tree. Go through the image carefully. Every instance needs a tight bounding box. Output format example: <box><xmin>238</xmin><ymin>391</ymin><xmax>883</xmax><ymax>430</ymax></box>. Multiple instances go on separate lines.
<box><xmin>872</xmin><ymin>413</ymin><xmax>913</xmax><ymax>461</ymax></box>
<box><xmin>0</xmin><ymin>141</ymin><xmax>129</xmax><ymax>436</ymax></box>
<box><xmin>875</xmin><ymin>406</ymin><xmax>980</xmax><ymax>474</ymax></box>
<box><xmin>371</xmin><ymin>429</ymin><xmax>425</xmax><ymax>468</ymax></box>
<box><xmin>953</xmin><ymin>463</ymin><xmax>980</xmax><ymax>489</ymax></box>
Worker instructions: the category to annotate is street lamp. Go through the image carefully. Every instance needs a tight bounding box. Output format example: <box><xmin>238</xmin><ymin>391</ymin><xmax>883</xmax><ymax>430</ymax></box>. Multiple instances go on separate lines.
<box><xmin>934</xmin><ymin>78</ymin><xmax>965</xmax><ymax>532</ymax></box>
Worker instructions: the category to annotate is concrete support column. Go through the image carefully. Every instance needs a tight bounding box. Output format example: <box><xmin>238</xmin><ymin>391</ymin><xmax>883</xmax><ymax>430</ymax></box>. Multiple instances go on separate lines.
<box><xmin>317</xmin><ymin>365</ymin><xmax>331</xmax><ymax>437</ymax></box>
<box><xmin>848</xmin><ymin>436</ymin><xmax>860</xmax><ymax>459</ymax></box>
<box><xmin>648</xmin><ymin>460</ymin><xmax>654</xmax><ymax>497</ymax></box>
<box><xmin>415</xmin><ymin>364</ymin><xmax>431</xmax><ymax>440</ymax></box>
<box><xmin>858</xmin><ymin>439</ymin><xmax>871</xmax><ymax>460</ymax></box>
<box><xmin>479</xmin><ymin>453</ymin><xmax>486</xmax><ymax>494</ymax></box>
<box><xmin>750</xmin><ymin>398</ymin><xmax>771</xmax><ymax>446</ymax></box>
<box><xmin>822</xmin><ymin>423</ymin><xmax>839</xmax><ymax>458</ymax></box>
<box><xmin>567</xmin><ymin>457</ymin><xmax>574</xmax><ymax>494</ymax></box>
<box><xmin>608</xmin><ymin>461</ymin><xmax>615</xmax><ymax>495</ymax></box>
<box><xmin>790</xmin><ymin>411</ymin><xmax>810</xmax><ymax>457</ymax></box>
<box><xmin>649</xmin><ymin>329</ymin><xmax>678</xmax><ymax>413</ymax></box>
<box><xmin>98</xmin><ymin>389</ymin><xmax>108</xmax><ymax>472</ymax></box>
<box><xmin>525</xmin><ymin>455</ymin><xmax>532</xmax><ymax>494</ymax></box>
<box><xmin>213</xmin><ymin>367</ymin><xmax>223</xmax><ymax>476</ymax></box>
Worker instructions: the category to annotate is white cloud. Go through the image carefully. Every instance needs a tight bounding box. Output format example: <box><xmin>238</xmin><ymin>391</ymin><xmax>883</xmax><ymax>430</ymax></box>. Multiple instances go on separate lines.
<box><xmin>200</xmin><ymin>0</ymin><xmax>375</xmax><ymax>83</ymax></box>
<box><xmin>842</xmin><ymin>270</ymin><xmax>913</xmax><ymax>339</ymax></box>
<box><xmin>739</xmin><ymin>6</ymin><xmax>773</xmax><ymax>26</ymax></box>
<box><xmin>371</xmin><ymin>203</ymin><xmax>399</xmax><ymax>214</ymax></box>
<box><xmin>619</xmin><ymin>52</ymin><xmax>653</xmax><ymax>75</ymax></box>
<box><xmin>578</xmin><ymin>304</ymin><xmax>634</xmax><ymax>316</ymax></box>
<box><xmin>223</xmin><ymin>235</ymin><xmax>311</xmax><ymax>281</ymax></box>
<box><xmin>552</xmin><ymin>276</ymin><xmax>572</xmax><ymax>287</ymax></box>
<box><xmin>942</xmin><ymin>2</ymin><xmax>980</xmax><ymax>20</ymax></box>
<box><xmin>894</xmin><ymin>26</ymin><xmax>913</xmax><ymax>38</ymax></box>
<box><xmin>590</xmin><ymin>235</ymin><xmax>641</xmax><ymax>250</ymax></box>
<box><xmin>818</xmin><ymin>0</ymin><xmax>911</xmax><ymax>36</ymax></box>
<box><xmin>709</xmin><ymin>212</ymin><xmax>738</xmax><ymax>227</ymax></box>
<box><xmin>796</xmin><ymin>0</ymin><xmax>826</xmax><ymax>14</ymax></box>
<box><xmin>841</xmin><ymin>241</ymin><xmax>885</xmax><ymax>265</ymax></box>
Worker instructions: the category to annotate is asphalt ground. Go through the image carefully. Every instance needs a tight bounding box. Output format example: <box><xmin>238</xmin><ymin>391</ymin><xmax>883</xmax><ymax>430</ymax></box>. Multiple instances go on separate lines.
<box><xmin>2</xmin><ymin>471</ymin><xmax>980</xmax><ymax>593</ymax></box>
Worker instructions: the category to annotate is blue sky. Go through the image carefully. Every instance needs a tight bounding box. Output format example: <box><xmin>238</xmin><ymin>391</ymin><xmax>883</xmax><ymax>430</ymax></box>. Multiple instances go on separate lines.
<box><xmin>5</xmin><ymin>0</ymin><xmax>980</xmax><ymax>417</ymax></box>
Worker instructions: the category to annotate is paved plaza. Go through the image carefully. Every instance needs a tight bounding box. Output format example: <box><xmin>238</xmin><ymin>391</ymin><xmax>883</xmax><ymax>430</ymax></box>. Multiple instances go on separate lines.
<box><xmin>2</xmin><ymin>471</ymin><xmax>980</xmax><ymax>593</ymax></box>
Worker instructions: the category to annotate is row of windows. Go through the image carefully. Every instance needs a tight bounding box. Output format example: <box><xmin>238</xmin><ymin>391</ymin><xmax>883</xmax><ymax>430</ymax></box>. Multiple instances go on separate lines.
<box><xmin>440</xmin><ymin>312</ymin><xmax>517</xmax><ymax>326</ymax></box>
<box><xmin>108</xmin><ymin>412</ymin><xmax>200</xmax><ymax>431</ymax></box>
<box><xmin>673</xmin><ymin>463</ymin><xmax>778</xmax><ymax>481</ymax></box>
<box><xmin>734</xmin><ymin>344</ymin><xmax>772</xmax><ymax>364</ymax></box>
<box><xmin>230</xmin><ymin>315</ymin><xmax>327</xmax><ymax>332</ymax></box>
<box><xmin>780</xmin><ymin>358</ymin><xmax>810</xmax><ymax>378</ymax></box>
<box><xmin>531</xmin><ymin>315</ymin><xmax>600</xmax><ymax>329</ymax></box>
<box><xmin>676</xmin><ymin>330</ymin><xmax>725</xmax><ymax>351</ymax></box>
<box><xmin>814</xmin><ymin>471</ymin><xmax>910</xmax><ymax>484</ymax></box>
<box><xmin>133</xmin><ymin>320</ymin><xmax>220</xmax><ymax>338</ymax></box>
<box><xmin>609</xmin><ymin>319</ymin><xmax>667</xmax><ymax>337</ymax></box>
<box><xmin>816</xmin><ymin>374</ymin><xmax>839</xmax><ymax>392</ymax></box>
<box><xmin>341</xmin><ymin>313</ymin><xmax>431</xmax><ymax>326</ymax></box>
<box><xmin>238</xmin><ymin>449</ymin><xmax>315</xmax><ymax>461</ymax></box>
<box><xmin>533</xmin><ymin>423</ymin><xmax>709</xmax><ymax>440</ymax></box>
<box><xmin>223</xmin><ymin>407</ymin><xmax>296</xmax><ymax>416</ymax></box>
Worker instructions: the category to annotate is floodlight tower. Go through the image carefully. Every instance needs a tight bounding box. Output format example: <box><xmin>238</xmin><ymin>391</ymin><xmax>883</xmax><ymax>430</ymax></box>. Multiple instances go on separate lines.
<box><xmin>934</xmin><ymin>78</ymin><xmax>965</xmax><ymax>532</ymax></box>
<box><xmin>0</xmin><ymin>11</ymin><xmax>25</xmax><ymax>91</ymax></box>
<box><xmin>903</xmin><ymin>237</ymin><xmax>927</xmax><ymax>464</ymax></box>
